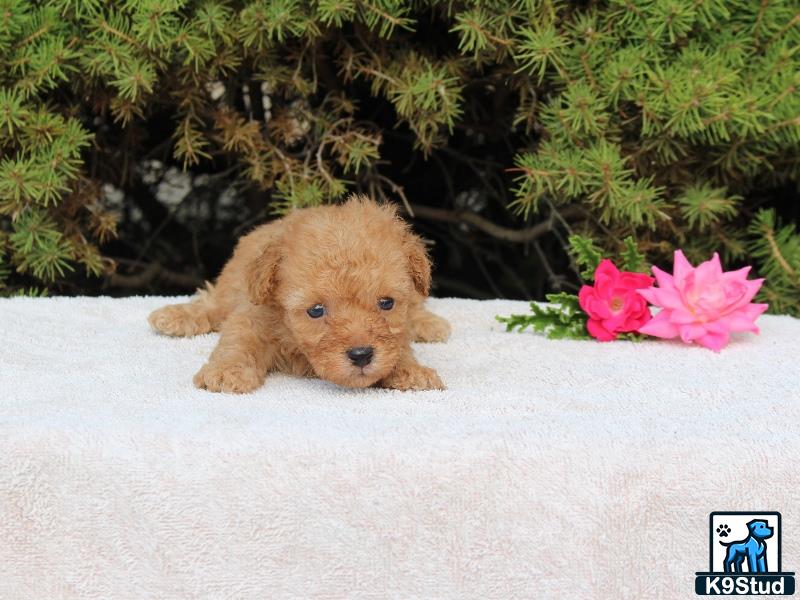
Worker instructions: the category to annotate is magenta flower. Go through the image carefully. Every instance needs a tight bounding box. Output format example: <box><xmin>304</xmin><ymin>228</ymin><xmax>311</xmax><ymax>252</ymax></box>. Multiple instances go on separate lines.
<box><xmin>578</xmin><ymin>259</ymin><xmax>654</xmax><ymax>341</ymax></box>
<box><xmin>637</xmin><ymin>250</ymin><xmax>768</xmax><ymax>351</ymax></box>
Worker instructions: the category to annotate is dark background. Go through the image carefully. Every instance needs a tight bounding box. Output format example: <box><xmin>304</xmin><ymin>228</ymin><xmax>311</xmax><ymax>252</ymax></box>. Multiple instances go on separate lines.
<box><xmin>89</xmin><ymin>90</ymin><xmax>797</xmax><ymax>302</ymax></box>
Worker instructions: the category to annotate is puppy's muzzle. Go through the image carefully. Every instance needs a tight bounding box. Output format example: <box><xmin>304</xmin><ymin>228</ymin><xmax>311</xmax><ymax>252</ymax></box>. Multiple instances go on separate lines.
<box><xmin>347</xmin><ymin>346</ymin><xmax>374</xmax><ymax>367</ymax></box>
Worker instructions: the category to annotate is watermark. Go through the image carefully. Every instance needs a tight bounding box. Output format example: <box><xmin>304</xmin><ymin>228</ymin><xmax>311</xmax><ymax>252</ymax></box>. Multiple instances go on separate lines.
<box><xmin>695</xmin><ymin>512</ymin><xmax>795</xmax><ymax>595</ymax></box>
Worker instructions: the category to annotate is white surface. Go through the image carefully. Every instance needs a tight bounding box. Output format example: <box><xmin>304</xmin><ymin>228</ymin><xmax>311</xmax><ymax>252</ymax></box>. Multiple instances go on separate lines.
<box><xmin>1</xmin><ymin>296</ymin><xmax>799</xmax><ymax>599</ymax></box>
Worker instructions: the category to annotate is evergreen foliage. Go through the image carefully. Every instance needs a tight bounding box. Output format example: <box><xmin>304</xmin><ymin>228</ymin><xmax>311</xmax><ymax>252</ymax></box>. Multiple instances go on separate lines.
<box><xmin>0</xmin><ymin>0</ymin><xmax>797</xmax><ymax>314</ymax></box>
<box><xmin>497</xmin><ymin>234</ymin><xmax>648</xmax><ymax>339</ymax></box>
<box><xmin>748</xmin><ymin>209</ymin><xmax>800</xmax><ymax>315</ymax></box>
<box><xmin>496</xmin><ymin>292</ymin><xmax>592</xmax><ymax>339</ymax></box>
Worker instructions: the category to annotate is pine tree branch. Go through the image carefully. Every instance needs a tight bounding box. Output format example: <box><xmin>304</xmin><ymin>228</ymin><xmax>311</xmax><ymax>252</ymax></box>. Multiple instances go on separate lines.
<box><xmin>765</xmin><ymin>226</ymin><xmax>797</xmax><ymax>280</ymax></box>
<box><xmin>107</xmin><ymin>260</ymin><xmax>203</xmax><ymax>289</ymax></box>
<box><xmin>406</xmin><ymin>203</ymin><xmax>583</xmax><ymax>243</ymax></box>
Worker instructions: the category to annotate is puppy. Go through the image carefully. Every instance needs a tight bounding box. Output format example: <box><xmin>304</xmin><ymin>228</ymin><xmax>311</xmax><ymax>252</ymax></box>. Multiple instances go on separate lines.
<box><xmin>148</xmin><ymin>195</ymin><xmax>451</xmax><ymax>393</ymax></box>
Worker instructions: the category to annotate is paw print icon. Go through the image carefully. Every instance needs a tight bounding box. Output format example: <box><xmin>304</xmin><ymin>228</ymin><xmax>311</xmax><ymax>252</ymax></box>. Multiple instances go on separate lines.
<box><xmin>716</xmin><ymin>523</ymin><xmax>731</xmax><ymax>537</ymax></box>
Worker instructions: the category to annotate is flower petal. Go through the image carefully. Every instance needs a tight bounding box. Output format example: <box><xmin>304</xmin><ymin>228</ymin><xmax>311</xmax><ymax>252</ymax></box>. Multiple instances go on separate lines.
<box><xmin>652</xmin><ymin>265</ymin><xmax>675</xmax><ymax>290</ymax></box>
<box><xmin>595</xmin><ymin>259</ymin><xmax>621</xmax><ymax>279</ymax></box>
<box><xmin>722</xmin><ymin>303</ymin><xmax>769</xmax><ymax>332</ymax></box>
<box><xmin>725</xmin><ymin>278</ymin><xmax>765</xmax><ymax>312</ymax></box>
<box><xmin>637</xmin><ymin>287</ymin><xmax>658</xmax><ymax>304</ymax></box>
<box><xmin>593</xmin><ymin>260</ymin><xmax>621</xmax><ymax>299</ymax></box>
<box><xmin>679</xmin><ymin>323</ymin><xmax>707</xmax><ymax>343</ymax></box>
<box><xmin>637</xmin><ymin>310</ymin><xmax>680</xmax><ymax>339</ymax></box>
<box><xmin>578</xmin><ymin>285</ymin><xmax>594</xmax><ymax>313</ymax></box>
<box><xmin>710</xmin><ymin>252</ymin><xmax>723</xmax><ymax>277</ymax></box>
<box><xmin>619</xmin><ymin>272</ymin><xmax>654</xmax><ymax>289</ymax></box>
<box><xmin>695</xmin><ymin>330</ymin><xmax>730</xmax><ymax>352</ymax></box>
<box><xmin>582</xmin><ymin>292</ymin><xmax>612</xmax><ymax>319</ymax></box>
<box><xmin>744</xmin><ymin>302</ymin><xmax>769</xmax><ymax>319</ymax></box>
<box><xmin>587</xmin><ymin>318</ymin><xmax>616</xmax><ymax>341</ymax></box>
<box><xmin>693</xmin><ymin>254</ymin><xmax>722</xmax><ymax>291</ymax></box>
<box><xmin>673</xmin><ymin>249</ymin><xmax>694</xmax><ymax>284</ymax></box>
<box><xmin>670</xmin><ymin>309</ymin><xmax>698</xmax><ymax>324</ymax></box>
<box><xmin>618</xmin><ymin>306</ymin><xmax>652</xmax><ymax>332</ymax></box>
<box><xmin>650</xmin><ymin>286</ymin><xmax>686</xmax><ymax>310</ymax></box>
<box><xmin>722</xmin><ymin>266</ymin><xmax>751</xmax><ymax>282</ymax></box>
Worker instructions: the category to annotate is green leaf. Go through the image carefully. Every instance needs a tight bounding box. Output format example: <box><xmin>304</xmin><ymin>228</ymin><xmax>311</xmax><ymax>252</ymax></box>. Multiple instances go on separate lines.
<box><xmin>568</xmin><ymin>234</ymin><xmax>603</xmax><ymax>280</ymax></box>
<box><xmin>496</xmin><ymin>293</ymin><xmax>591</xmax><ymax>340</ymax></box>
<box><xmin>620</xmin><ymin>236</ymin><xmax>649</xmax><ymax>273</ymax></box>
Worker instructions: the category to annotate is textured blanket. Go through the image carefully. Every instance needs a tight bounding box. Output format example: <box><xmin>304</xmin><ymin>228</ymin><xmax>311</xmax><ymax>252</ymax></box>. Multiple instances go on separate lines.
<box><xmin>1</xmin><ymin>296</ymin><xmax>799</xmax><ymax>599</ymax></box>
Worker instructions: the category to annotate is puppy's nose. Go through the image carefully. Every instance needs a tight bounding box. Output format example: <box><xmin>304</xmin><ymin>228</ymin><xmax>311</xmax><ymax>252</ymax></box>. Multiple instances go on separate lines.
<box><xmin>347</xmin><ymin>346</ymin><xmax>374</xmax><ymax>367</ymax></box>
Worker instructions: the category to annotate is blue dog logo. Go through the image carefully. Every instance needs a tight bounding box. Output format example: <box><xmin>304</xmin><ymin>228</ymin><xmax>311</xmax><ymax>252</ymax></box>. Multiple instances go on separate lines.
<box><xmin>721</xmin><ymin>519</ymin><xmax>774</xmax><ymax>574</ymax></box>
<box><xmin>695</xmin><ymin>512</ymin><xmax>795</xmax><ymax>596</ymax></box>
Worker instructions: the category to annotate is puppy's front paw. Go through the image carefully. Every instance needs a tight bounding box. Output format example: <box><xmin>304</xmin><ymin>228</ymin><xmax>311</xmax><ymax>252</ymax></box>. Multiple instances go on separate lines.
<box><xmin>381</xmin><ymin>364</ymin><xmax>445</xmax><ymax>391</ymax></box>
<box><xmin>413</xmin><ymin>313</ymin><xmax>451</xmax><ymax>343</ymax></box>
<box><xmin>149</xmin><ymin>305</ymin><xmax>208</xmax><ymax>337</ymax></box>
<box><xmin>193</xmin><ymin>361</ymin><xmax>263</xmax><ymax>394</ymax></box>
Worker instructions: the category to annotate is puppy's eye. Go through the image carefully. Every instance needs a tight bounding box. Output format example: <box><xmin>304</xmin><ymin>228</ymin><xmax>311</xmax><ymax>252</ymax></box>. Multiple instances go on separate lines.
<box><xmin>378</xmin><ymin>297</ymin><xmax>394</xmax><ymax>311</ymax></box>
<box><xmin>306</xmin><ymin>304</ymin><xmax>325</xmax><ymax>318</ymax></box>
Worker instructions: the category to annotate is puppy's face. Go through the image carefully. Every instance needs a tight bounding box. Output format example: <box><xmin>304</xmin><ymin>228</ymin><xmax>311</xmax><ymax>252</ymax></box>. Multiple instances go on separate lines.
<box><xmin>249</xmin><ymin>199</ymin><xmax>430</xmax><ymax>388</ymax></box>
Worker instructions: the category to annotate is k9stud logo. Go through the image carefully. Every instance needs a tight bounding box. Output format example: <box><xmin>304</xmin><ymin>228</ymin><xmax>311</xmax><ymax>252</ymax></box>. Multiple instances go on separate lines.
<box><xmin>695</xmin><ymin>512</ymin><xmax>795</xmax><ymax>595</ymax></box>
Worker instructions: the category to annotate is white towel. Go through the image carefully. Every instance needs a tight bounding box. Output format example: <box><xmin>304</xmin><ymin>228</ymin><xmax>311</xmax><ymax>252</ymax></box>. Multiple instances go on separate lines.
<box><xmin>1</xmin><ymin>296</ymin><xmax>798</xmax><ymax>599</ymax></box>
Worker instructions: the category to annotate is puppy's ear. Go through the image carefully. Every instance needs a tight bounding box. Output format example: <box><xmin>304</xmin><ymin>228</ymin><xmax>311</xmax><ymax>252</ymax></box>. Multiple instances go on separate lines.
<box><xmin>403</xmin><ymin>232</ymin><xmax>432</xmax><ymax>296</ymax></box>
<box><xmin>247</xmin><ymin>242</ymin><xmax>282</xmax><ymax>305</ymax></box>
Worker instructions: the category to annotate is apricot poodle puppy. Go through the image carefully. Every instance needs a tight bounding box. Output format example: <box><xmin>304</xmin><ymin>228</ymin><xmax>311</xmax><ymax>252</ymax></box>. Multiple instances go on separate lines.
<box><xmin>148</xmin><ymin>195</ymin><xmax>451</xmax><ymax>393</ymax></box>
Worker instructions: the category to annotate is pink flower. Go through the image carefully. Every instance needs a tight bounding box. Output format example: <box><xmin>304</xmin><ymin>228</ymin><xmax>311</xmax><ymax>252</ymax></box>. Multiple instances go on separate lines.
<box><xmin>578</xmin><ymin>259</ymin><xmax>654</xmax><ymax>341</ymax></box>
<box><xmin>637</xmin><ymin>250</ymin><xmax>768</xmax><ymax>351</ymax></box>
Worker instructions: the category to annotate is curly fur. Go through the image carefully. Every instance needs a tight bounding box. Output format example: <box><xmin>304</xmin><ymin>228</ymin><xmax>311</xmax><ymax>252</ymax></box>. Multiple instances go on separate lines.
<box><xmin>148</xmin><ymin>195</ymin><xmax>451</xmax><ymax>393</ymax></box>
